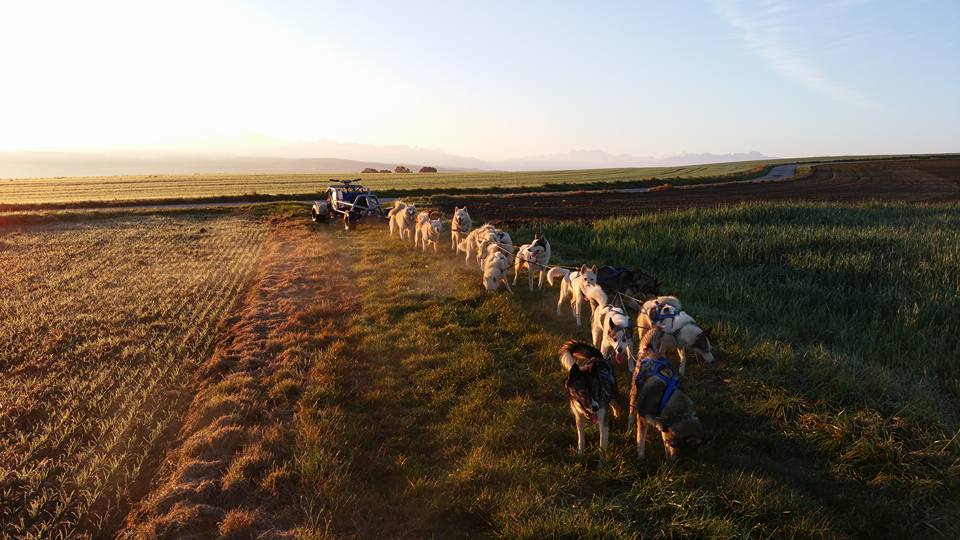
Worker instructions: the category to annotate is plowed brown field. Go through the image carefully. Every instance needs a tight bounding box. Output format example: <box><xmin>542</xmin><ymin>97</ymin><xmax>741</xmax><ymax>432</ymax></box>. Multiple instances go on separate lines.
<box><xmin>439</xmin><ymin>159</ymin><xmax>960</xmax><ymax>222</ymax></box>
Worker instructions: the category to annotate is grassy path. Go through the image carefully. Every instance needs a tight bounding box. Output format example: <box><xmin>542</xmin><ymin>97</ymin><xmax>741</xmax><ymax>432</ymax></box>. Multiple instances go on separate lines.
<box><xmin>293</xmin><ymin>219</ymin><xmax>957</xmax><ymax>538</ymax></box>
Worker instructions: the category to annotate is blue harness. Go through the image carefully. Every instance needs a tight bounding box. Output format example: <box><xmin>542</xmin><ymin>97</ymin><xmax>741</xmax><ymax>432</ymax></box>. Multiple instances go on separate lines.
<box><xmin>635</xmin><ymin>357</ymin><xmax>679</xmax><ymax>414</ymax></box>
<box><xmin>652</xmin><ymin>308</ymin><xmax>677</xmax><ymax>323</ymax></box>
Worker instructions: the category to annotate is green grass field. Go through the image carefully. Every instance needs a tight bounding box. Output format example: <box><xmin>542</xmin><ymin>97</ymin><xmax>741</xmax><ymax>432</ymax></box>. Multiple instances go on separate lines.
<box><xmin>294</xmin><ymin>202</ymin><xmax>959</xmax><ymax>538</ymax></box>
<box><xmin>0</xmin><ymin>162</ymin><xmax>776</xmax><ymax>207</ymax></box>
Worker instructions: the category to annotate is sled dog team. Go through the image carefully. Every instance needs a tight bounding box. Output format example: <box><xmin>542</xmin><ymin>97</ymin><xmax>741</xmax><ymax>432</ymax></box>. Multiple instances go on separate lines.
<box><xmin>387</xmin><ymin>201</ymin><xmax>714</xmax><ymax>461</ymax></box>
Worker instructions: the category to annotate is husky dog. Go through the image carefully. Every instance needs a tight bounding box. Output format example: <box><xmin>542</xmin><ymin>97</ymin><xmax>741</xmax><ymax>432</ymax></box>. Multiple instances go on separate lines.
<box><xmin>450</xmin><ymin>206</ymin><xmax>473</xmax><ymax>250</ymax></box>
<box><xmin>629</xmin><ymin>327</ymin><xmax>704</xmax><ymax>461</ymax></box>
<box><xmin>455</xmin><ymin>238</ymin><xmax>471</xmax><ymax>260</ymax></box>
<box><xmin>477</xmin><ymin>228</ymin><xmax>513</xmax><ymax>268</ymax></box>
<box><xmin>513</xmin><ymin>234</ymin><xmax>552</xmax><ymax>291</ymax></box>
<box><xmin>592</xmin><ymin>303</ymin><xmax>634</xmax><ymax>368</ymax></box>
<box><xmin>389</xmin><ymin>201</ymin><xmax>418</xmax><ymax>241</ymax></box>
<box><xmin>583</xmin><ymin>282</ymin><xmax>608</xmax><ymax>315</ymax></box>
<box><xmin>413</xmin><ymin>210</ymin><xmax>431</xmax><ymax>246</ymax></box>
<box><xmin>638</xmin><ymin>296</ymin><xmax>715</xmax><ymax>376</ymax></box>
<box><xmin>482</xmin><ymin>251</ymin><xmax>513</xmax><ymax>292</ymax></box>
<box><xmin>547</xmin><ymin>265</ymin><xmax>598</xmax><ymax>326</ymax></box>
<box><xmin>462</xmin><ymin>224</ymin><xmax>496</xmax><ymax>266</ymax></box>
<box><xmin>596</xmin><ymin>266</ymin><xmax>661</xmax><ymax>311</ymax></box>
<box><xmin>386</xmin><ymin>199</ymin><xmax>407</xmax><ymax>232</ymax></box>
<box><xmin>560</xmin><ymin>340</ymin><xmax>621</xmax><ymax>462</ymax></box>
<box><xmin>481</xmin><ymin>242</ymin><xmax>503</xmax><ymax>263</ymax></box>
<box><xmin>418</xmin><ymin>218</ymin><xmax>443</xmax><ymax>252</ymax></box>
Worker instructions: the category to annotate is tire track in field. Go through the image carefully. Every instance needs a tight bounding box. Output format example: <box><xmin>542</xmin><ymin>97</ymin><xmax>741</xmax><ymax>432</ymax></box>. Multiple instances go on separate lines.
<box><xmin>122</xmin><ymin>220</ymin><xmax>355</xmax><ymax>539</ymax></box>
<box><xmin>295</xmin><ymin>224</ymin><xmax>580</xmax><ymax>538</ymax></box>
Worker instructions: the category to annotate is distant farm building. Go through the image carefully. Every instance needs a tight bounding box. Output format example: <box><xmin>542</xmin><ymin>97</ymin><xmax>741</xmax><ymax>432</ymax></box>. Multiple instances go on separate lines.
<box><xmin>361</xmin><ymin>167</ymin><xmax>378</xmax><ymax>173</ymax></box>
<box><xmin>419</xmin><ymin>166</ymin><xmax>438</xmax><ymax>173</ymax></box>
<box><xmin>395</xmin><ymin>165</ymin><xmax>412</xmax><ymax>173</ymax></box>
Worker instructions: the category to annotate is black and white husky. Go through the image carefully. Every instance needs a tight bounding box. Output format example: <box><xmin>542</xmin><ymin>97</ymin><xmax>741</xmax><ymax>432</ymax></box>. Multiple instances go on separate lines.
<box><xmin>638</xmin><ymin>296</ymin><xmax>716</xmax><ymax>375</ymax></box>
<box><xmin>591</xmin><ymin>303</ymin><xmax>634</xmax><ymax>368</ymax></box>
<box><xmin>560</xmin><ymin>340</ymin><xmax>621</xmax><ymax>460</ymax></box>
<box><xmin>513</xmin><ymin>234</ymin><xmax>551</xmax><ymax>291</ymax></box>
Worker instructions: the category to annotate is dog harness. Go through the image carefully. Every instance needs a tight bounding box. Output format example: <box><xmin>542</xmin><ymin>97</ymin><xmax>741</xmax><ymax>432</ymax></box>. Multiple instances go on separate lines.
<box><xmin>651</xmin><ymin>303</ymin><xmax>677</xmax><ymax>323</ymax></box>
<box><xmin>635</xmin><ymin>357</ymin><xmax>679</xmax><ymax>415</ymax></box>
<box><xmin>651</xmin><ymin>303</ymin><xmax>698</xmax><ymax>338</ymax></box>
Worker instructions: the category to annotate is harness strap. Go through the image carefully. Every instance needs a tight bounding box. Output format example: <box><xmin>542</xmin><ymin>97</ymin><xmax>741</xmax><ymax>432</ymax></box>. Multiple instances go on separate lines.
<box><xmin>635</xmin><ymin>357</ymin><xmax>679</xmax><ymax>415</ymax></box>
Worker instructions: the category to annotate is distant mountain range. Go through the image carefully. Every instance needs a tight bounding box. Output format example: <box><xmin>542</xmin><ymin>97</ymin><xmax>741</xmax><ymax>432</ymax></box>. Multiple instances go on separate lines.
<box><xmin>497</xmin><ymin>149</ymin><xmax>773</xmax><ymax>171</ymax></box>
<box><xmin>0</xmin><ymin>152</ymin><xmax>461</xmax><ymax>178</ymax></box>
<box><xmin>0</xmin><ymin>135</ymin><xmax>773</xmax><ymax>178</ymax></box>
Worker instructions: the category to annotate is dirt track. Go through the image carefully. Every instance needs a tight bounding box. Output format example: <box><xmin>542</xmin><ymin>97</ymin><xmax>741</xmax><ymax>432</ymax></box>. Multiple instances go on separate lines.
<box><xmin>441</xmin><ymin>159</ymin><xmax>960</xmax><ymax>223</ymax></box>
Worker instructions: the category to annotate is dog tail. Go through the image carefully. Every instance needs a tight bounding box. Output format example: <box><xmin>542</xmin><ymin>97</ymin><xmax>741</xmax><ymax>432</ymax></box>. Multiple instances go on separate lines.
<box><xmin>387</xmin><ymin>201</ymin><xmax>405</xmax><ymax>217</ymax></box>
<box><xmin>546</xmin><ymin>266</ymin><xmax>570</xmax><ymax>286</ymax></box>
<box><xmin>559</xmin><ymin>339</ymin><xmax>603</xmax><ymax>372</ymax></box>
<box><xmin>559</xmin><ymin>347</ymin><xmax>576</xmax><ymax>371</ymax></box>
<box><xmin>638</xmin><ymin>326</ymin><xmax>663</xmax><ymax>358</ymax></box>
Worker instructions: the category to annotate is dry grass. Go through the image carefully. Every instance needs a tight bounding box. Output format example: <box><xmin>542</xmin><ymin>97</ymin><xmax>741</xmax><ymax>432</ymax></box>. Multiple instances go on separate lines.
<box><xmin>0</xmin><ymin>214</ymin><xmax>268</xmax><ymax>538</ymax></box>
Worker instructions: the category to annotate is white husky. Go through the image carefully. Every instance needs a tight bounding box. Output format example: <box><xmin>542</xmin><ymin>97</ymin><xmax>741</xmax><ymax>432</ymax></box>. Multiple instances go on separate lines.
<box><xmin>482</xmin><ymin>251</ymin><xmax>513</xmax><ymax>292</ymax></box>
<box><xmin>513</xmin><ymin>234</ymin><xmax>551</xmax><ymax>291</ymax></box>
<box><xmin>638</xmin><ymin>296</ymin><xmax>716</xmax><ymax>375</ymax></box>
<box><xmin>413</xmin><ymin>210</ymin><xmax>431</xmax><ymax>246</ymax></box>
<box><xmin>547</xmin><ymin>265</ymin><xmax>598</xmax><ymax>326</ymax></box>
<box><xmin>388</xmin><ymin>200</ymin><xmax>418</xmax><ymax>241</ymax></box>
<box><xmin>592</xmin><ymin>303</ymin><xmax>634</xmax><ymax>369</ymax></box>
<box><xmin>476</xmin><ymin>227</ymin><xmax>513</xmax><ymax>268</ymax></box>
<box><xmin>418</xmin><ymin>219</ymin><xmax>442</xmax><ymax>252</ymax></box>
<box><xmin>450</xmin><ymin>206</ymin><xmax>472</xmax><ymax>250</ymax></box>
<box><xmin>461</xmin><ymin>224</ymin><xmax>496</xmax><ymax>266</ymax></box>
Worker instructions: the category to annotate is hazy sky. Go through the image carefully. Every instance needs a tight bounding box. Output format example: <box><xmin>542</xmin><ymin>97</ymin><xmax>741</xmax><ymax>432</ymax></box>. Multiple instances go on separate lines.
<box><xmin>1</xmin><ymin>0</ymin><xmax>957</xmax><ymax>159</ymax></box>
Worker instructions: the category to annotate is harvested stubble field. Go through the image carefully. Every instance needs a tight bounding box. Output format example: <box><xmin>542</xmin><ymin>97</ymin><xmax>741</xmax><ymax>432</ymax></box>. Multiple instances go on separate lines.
<box><xmin>0</xmin><ymin>213</ymin><xmax>269</xmax><ymax>537</ymax></box>
<box><xmin>2</xmin><ymin>196</ymin><xmax>959</xmax><ymax>538</ymax></box>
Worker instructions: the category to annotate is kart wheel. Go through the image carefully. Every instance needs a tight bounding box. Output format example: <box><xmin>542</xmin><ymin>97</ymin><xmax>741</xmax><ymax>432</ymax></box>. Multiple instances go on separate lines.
<box><xmin>344</xmin><ymin>213</ymin><xmax>357</xmax><ymax>231</ymax></box>
<box><xmin>311</xmin><ymin>208</ymin><xmax>321</xmax><ymax>222</ymax></box>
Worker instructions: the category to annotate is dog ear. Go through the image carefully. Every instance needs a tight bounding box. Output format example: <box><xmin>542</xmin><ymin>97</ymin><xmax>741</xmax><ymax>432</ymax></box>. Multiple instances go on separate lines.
<box><xmin>580</xmin><ymin>264</ymin><xmax>588</xmax><ymax>273</ymax></box>
<box><xmin>608</xmin><ymin>318</ymin><xmax>616</xmax><ymax>331</ymax></box>
<box><xmin>590</xmin><ymin>265</ymin><xmax>598</xmax><ymax>273</ymax></box>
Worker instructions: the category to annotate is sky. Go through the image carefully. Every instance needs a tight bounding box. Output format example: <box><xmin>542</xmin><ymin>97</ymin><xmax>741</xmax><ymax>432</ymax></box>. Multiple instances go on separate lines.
<box><xmin>0</xmin><ymin>0</ymin><xmax>957</xmax><ymax>160</ymax></box>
